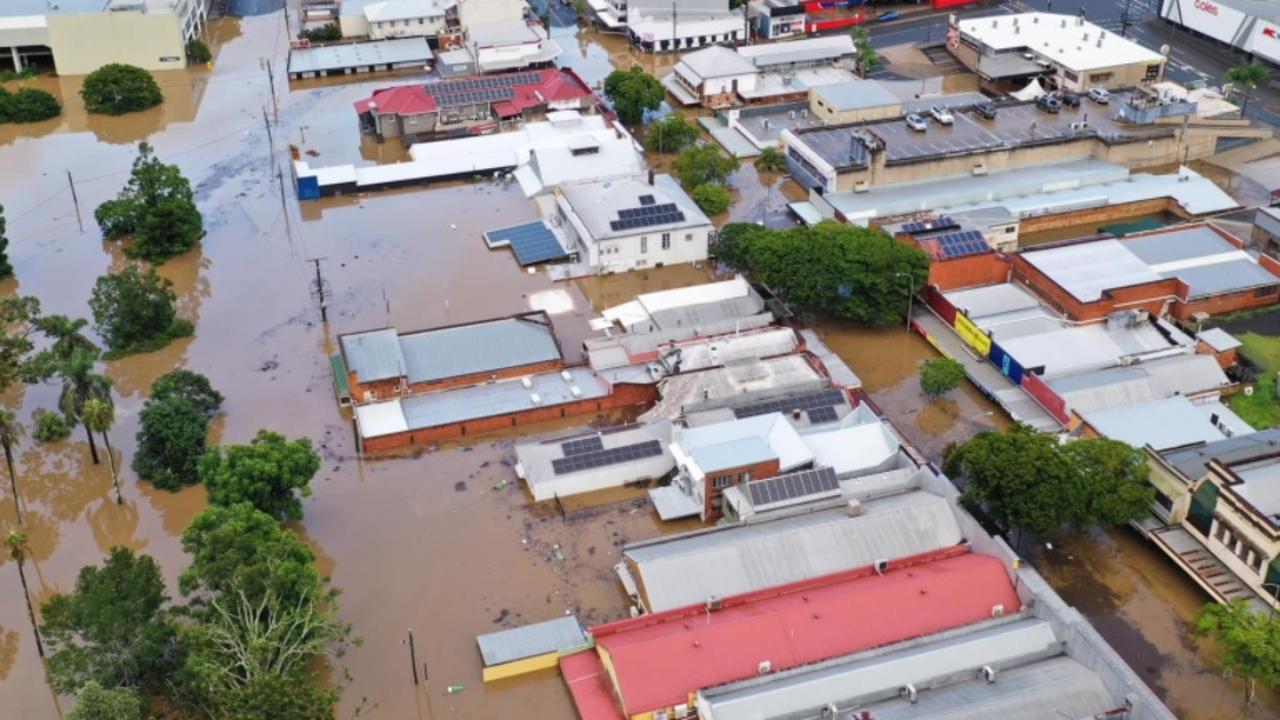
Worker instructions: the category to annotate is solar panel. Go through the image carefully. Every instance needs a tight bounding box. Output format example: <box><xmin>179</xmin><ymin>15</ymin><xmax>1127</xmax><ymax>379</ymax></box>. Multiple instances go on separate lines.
<box><xmin>484</xmin><ymin>221</ymin><xmax>571</xmax><ymax>266</ymax></box>
<box><xmin>639</xmin><ymin>194</ymin><xmax>655</xmax><ymax>206</ymax></box>
<box><xmin>561</xmin><ymin>436</ymin><xmax>604</xmax><ymax>456</ymax></box>
<box><xmin>807</xmin><ymin>406</ymin><xmax>838</xmax><ymax>424</ymax></box>
<box><xmin>551</xmin><ymin>440</ymin><xmax>663</xmax><ymax>475</ymax></box>
<box><xmin>901</xmin><ymin>216</ymin><xmax>961</xmax><ymax>236</ymax></box>
<box><xmin>746</xmin><ymin>467</ymin><xmax>839</xmax><ymax>507</ymax></box>
<box><xmin>935</xmin><ymin>230</ymin><xmax>990</xmax><ymax>259</ymax></box>
<box><xmin>732</xmin><ymin>389</ymin><xmax>847</xmax><ymax>419</ymax></box>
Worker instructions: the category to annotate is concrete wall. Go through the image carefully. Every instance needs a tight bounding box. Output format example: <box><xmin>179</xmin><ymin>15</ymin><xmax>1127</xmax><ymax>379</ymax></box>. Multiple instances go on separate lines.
<box><xmin>47</xmin><ymin>12</ymin><xmax>186</xmax><ymax>76</ymax></box>
<box><xmin>369</xmin><ymin>16</ymin><xmax>450</xmax><ymax>39</ymax></box>
<box><xmin>458</xmin><ymin>0</ymin><xmax>525</xmax><ymax>28</ymax></box>
<box><xmin>1010</xmin><ymin>251</ymin><xmax>1179</xmax><ymax>321</ymax></box>
<box><xmin>810</xmin><ymin>97</ymin><xmax>901</xmax><ymax>126</ymax></box>
<box><xmin>340</xmin><ymin>14</ymin><xmax>371</xmax><ymax>38</ymax></box>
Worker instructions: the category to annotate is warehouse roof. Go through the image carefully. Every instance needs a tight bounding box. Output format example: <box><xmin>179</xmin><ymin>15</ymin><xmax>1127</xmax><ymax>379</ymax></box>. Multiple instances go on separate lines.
<box><xmin>1082</xmin><ymin>396</ymin><xmax>1229</xmax><ymax>451</ymax></box>
<box><xmin>621</xmin><ymin>492</ymin><xmax>964</xmax><ymax>612</ymax></box>
<box><xmin>1049</xmin><ymin>353</ymin><xmax>1230</xmax><ymax>415</ymax></box>
<box><xmin>591</xmin><ymin>550</ymin><xmax>1020</xmax><ymax>715</ymax></box>
<box><xmin>515</xmin><ymin>421</ymin><xmax>676</xmax><ymax>502</ymax></box>
<box><xmin>737</xmin><ymin>34</ymin><xmax>856</xmax><ymax>68</ymax></box>
<box><xmin>287</xmin><ymin>37</ymin><xmax>433</xmax><ymax>76</ymax></box>
<box><xmin>476</xmin><ymin>616</ymin><xmax>586</xmax><ymax>667</ymax></box>
<box><xmin>812</xmin><ymin>80</ymin><xmax>901</xmax><ymax>112</ymax></box>
<box><xmin>956</xmin><ymin>13</ymin><xmax>1164</xmax><ymax>73</ymax></box>
<box><xmin>341</xmin><ymin>312</ymin><xmax>561</xmax><ymax>385</ymax></box>
<box><xmin>1019</xmin><ymin>239</ymin><xmax>1162</xmax><ymax>302</ymax></box>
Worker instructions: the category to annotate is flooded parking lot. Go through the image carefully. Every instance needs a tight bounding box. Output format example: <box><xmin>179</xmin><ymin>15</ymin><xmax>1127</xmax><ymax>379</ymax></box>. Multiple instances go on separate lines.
<box><xmin>0</xmin><ymin>6</ymin><xmax>1278</xmax><ymax>719</ymax></box>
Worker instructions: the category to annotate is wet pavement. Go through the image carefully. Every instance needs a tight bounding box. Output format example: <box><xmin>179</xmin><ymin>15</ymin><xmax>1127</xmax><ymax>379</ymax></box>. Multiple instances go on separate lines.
<box><xmin>0</xmin><ymin>8</ymin><xmax>1278</xmax><ymax>720</ymax></box>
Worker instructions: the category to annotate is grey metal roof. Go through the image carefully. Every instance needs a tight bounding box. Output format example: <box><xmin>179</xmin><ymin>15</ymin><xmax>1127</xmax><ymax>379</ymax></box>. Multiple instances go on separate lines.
<box><xmin>1198</xmin><ymin>327</ymin><xmax>1242</xmax><ymax>352</ymax></box>
<box><xmin>287</xmin><ymin>37</ymin><xmax>434</xmax><ymax>75</ymax></box>
<box><xmin>341</xmin><ymin>328</ymin><xmax>404</xmax><ymax>383</ymax></box>
<box><xmin>1082</xmin><ymin>396</ymin><xmax>1226</xmax><ymax>451</ymax></box>
<box><xmin>514</xmin><ymin>421</ymin><xmax>676</xmax><ymax>501</ymax></box>
<box><xmin>838</xmin><ymin>655</ymin><xmax>1117</xmax><ymax>720</ymax></box>
<box><xmin>737</xmin><ymin>34</ymin><xmax>855</xmax><ymax>68</ymax></box>
<box><xmin>398</xmin><ymin>315</ymin><xmax>561</xmax><ymax>384</ymax></box>
<box><xmin>1123</xmin><ymin>224</ymin><xmax>1237</xmax><ymax>265</ymax></box>
<box><xmin>647</xmin><ymin>293</ymin><xmax>767</xmax><ymax>333</ymax></box>
<box><xmin>1169</xmin><ymin>258</ymin><xmax>1280</xmax><ymax>298</ymax></box>
<box><xmin>700</xmin><ymin>618</ymin><xmax>1061</xmax><ymax>720</ymax></box>
<box><xmin>622</xmin><ymin>491</ymin><xmax>963</xmax><ymax>612</ymax></box>
<box><xmin>475</xmin><ymin>616</ymin><xmax>586</xmax><ymax>667</ymax></box>
<box><xmin>812</xmin><ymin>80</ymin><xmax>901</xmax><ymax>112</ymax></box>
<box><xmin>676</xmin><ymin>45</ymin><xmax>757</xmax><ymax>80</ymax></box>
<box><xmin>1049</xmin><ymin>353</ymin><xmax>1229</xmax><ymax>415</ymax></box>
<box><xmin>1019</xmin><ymin>239</ymin><xmax>1161</xmax><ymax>303</ymax></box>
<box><xmin>559</xmin><ymin>173</ymin><xmax>712</xmax><ymax>242</ymax></box>
<box><xmin>1160</xmin><ymin>429</ymin><xmax>1280</xmax><ymax>481</ymax></box>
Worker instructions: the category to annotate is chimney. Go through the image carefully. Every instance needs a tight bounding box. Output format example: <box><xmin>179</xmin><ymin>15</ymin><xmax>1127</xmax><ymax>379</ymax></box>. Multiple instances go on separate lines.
<box><xmin>648</xmin><ymin>169</ymin><xmax>655</xmax><ymax>185</ymax></box>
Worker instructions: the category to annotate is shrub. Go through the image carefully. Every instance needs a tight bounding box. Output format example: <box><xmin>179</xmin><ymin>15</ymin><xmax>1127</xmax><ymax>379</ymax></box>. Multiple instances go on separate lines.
<box><xmin>691</xmin><ymin>183</ymin><xmax>732</xmax><ymax>216</ymax></box>
<box><xmin>89</xmin><ymin>265</ymin><xmax>193</xmax><ymax>357</ymax></box>
<box><xmin>644</xmin><ymin>114</ymin><xmax>699</xmax><ymax>153</ymax></box>
<box><xmin>81</xmin><ymin>64</ymin><xmax>163</xmax><ymax>116</ymax></box>
<box><xmin>186</xmin><ymin>39</ymin><xmax>213</xmax><ymax>65</ymax></box>
<box><xmin>672</xmin><ymin>144</ymin><xmax>739</xmax><ymax>188</ymax></box>
<box><xmin>920</xmin><ymin>356</ymin><xmax>966</xmax><ymax>399</ymax></box>
<box><xmin>34</xmin><ymin>410</ymin><xmax>71</xmax><ymax>442</ymax></box>
<box><xmin>0</xmin><ymin>87</ymin><xmax>62</xmax><ymax>124</ymax></box>
<box><xmin>756</xmin><ymin>147</ymin><xmax>787</xmax><ymax>173</ymax></box>
<box><xmin>299</xmin><ymin>24</ymin><xmax>342</xmax><ymax>42</ymax></box>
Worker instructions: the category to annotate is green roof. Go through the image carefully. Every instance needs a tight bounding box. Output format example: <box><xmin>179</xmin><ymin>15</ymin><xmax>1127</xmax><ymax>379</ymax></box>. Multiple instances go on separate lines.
<box><xmin>331</xmin><ymin>354</ymin><xmax>350</xmax><ymax>398</ymax></box>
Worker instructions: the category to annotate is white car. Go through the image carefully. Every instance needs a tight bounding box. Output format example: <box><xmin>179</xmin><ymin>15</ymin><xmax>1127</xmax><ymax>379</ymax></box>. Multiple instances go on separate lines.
<box><xmin>1087</xmin><ymin>87</ymin><xmax>1111</xmax><ymax>104</ymax></box>
<box><xmin>905</xmin><ymin>113</ymin><xmax>928</xmax><ymax>131</ymax></box>
<box><xmin>929</xmin><ymin>105</ymin><xmax>955</xmax><ymax>125</ymax></box>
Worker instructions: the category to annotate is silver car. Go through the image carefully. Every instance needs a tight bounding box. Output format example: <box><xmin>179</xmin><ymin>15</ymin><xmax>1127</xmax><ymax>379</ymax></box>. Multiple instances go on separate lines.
<box><xmin>929</xmin><ymin>105</ymin><xmax>955</xmax><ymax>125</ymax></box>
<box><xmin>1087</xmin><ymin>87</ymin><xmax>1111</xmax><ymax>104</ymax></box>
<box><xmin>905</xmin><ymin>113</ymin><xmax>928</xmax><ymax>131</ymax></box>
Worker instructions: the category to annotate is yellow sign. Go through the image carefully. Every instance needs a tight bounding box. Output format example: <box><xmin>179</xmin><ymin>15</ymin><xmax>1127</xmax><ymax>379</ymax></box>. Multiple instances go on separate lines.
<box><xmin>954</xmin><ymin>313</ymin><xmax>991</xmax><ymax>356</ymax></box>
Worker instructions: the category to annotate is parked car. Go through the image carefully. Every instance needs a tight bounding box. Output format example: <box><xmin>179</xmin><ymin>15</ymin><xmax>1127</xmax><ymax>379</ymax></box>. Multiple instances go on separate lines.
<box><xmin>1036</xmin><ymin>94</ymin><xmax>1062</xmax><ymax>113</ymax></box>
<box><xmin>1058</xmin><ymin>91</ymin><xmax>1081</xmax><ymax>108</ymax></box>
<box><xmin>905</xmin><ymin>113</ymin><xmax>927</xmax><ymax>131</ymax></box>
<box><xmin>974</xmin><ymin>101</ymin><xmax>998</xmax><ymax>119</ymax></box>
<box><xmin>878</xmin><ymin>10</ymin><xmax>900</xmax><ymax>21</ymax></box>
<box><xmin>928</xmin><ymin>105</ymin><xmax>955</xmax><ymax>125</ymax></box>
<box><xmin>1087</xmin><ymin>87</ymin><xmax>1111</xmax><ymax>104</ymax></box>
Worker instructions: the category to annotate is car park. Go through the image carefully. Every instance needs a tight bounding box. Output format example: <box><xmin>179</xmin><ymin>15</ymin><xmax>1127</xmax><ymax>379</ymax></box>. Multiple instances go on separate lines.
<box><xmin>905</xmin><ymin>113</ymin><xmax>927</xmax><ymax>131</ymax></box>
<box><xmin>1036</xmin><ymin>95</ymin><xmax>1062</xmax><ymax>113</ymax></box>
<box><xmin>1087</xmin><ymin>87</ymin><xmax>1111</xmax><ymax>104</ymax></box>
<box><xmin>929</xmin><ymin>105</ymin><xmax>955</xmax><ymax>125</ymax></box>
<box><xmin>974</xmin><ymin>101</ymin><xmax>998</xmax><ymax>119</ymax></box>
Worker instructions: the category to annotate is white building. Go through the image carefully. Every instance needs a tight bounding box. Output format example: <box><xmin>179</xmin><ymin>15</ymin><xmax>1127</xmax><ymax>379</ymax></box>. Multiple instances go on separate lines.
<box><xmin>664</xmin><ymin>45</ymin><xmax>758</xmax><ymax>108</ymax></box>
<box><xmin>625</xmin><ymin>0</ymin><xmax>746</xmax><ymax>52</ymax></box>
<box><xmin>554</xmin><ymin>173</ymin><xmax>712</xmax><ymax>274</ymax></box>
<box><xmin>1161</xmin><ymin>0</ymin><xmax>1280</xmax><ymax>66</ymax></box>
<box><xmin>349</xmin><ymin>0</ymin><xmax>457</xmax><ymax>40</ymax></box>
<box><xmin>950</xmin><ymin>12</ymin><xmax>1167</xmax><ymax>91</ymax></box>
<box><xmin>663</xmin><ymin>35</ymin><xmax>857</xmax><ymax>107</ymax></box>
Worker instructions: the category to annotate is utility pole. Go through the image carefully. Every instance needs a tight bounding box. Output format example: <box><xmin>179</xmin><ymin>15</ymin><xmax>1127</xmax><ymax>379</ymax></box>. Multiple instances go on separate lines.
<box><xmin>671</xmin><ymin>1</ymin><xmax>677</xmax><ymax>53</ymax></box>
<box><xmin>1121</xmin><ymin>0</ymin><xmax>1134</xmax><ymax>38</ymax></box>
<box><xmin>308</xmin><ymin>257</ymin><xmax>332</xmax><ymax>322</ymax></box>
<box><xmin>405</xmin><ymin>629</ymin><xmax>420</xmax><ymax>685</ymax></box>
<box><xmin>266</xmin><ymin>59</ymin><xmax>279</xmax><ymax>122</ymax></box>
<box><xmin>65</xmin><ymin>171</ymin><xmax>82</xmax><ymax>233</ymax></box>
<box><xmin>263</xmin><ymin>106</ymin><xmax>275</xmax><ymax>159</ymax></box>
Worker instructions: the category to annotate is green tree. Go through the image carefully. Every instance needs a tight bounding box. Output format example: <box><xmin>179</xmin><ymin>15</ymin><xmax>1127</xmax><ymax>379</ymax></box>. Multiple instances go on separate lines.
<box><xmin>6</xmin><ymin>530</ymin><xmax>42</xmax><ymax>658</ymax></box>
<box><xmin>1195</xmin><ymin>600</ymin><xmax>1280</xmax><ymax>703</ymax></box>
<box><xmin>0</xmin><ymin>296</ymin><xmax>41</xmax><ymax>392</ymax></box>
<box><xmin>185</xmin><ymin>39</ymin><xmax>213</xmax><ymax>65</ymax></box>
<box><xmin>920</xmin><ymin>356</ymin><xmax>966</xmax><ymax>399</ymax></box>
<box><xmin>82</xmin><ymin>398</ymin><xmax>122</xmax><ymax>505</ymax></box>
<box><xmin>731</xmin><ymin>221</ymin><xmax>929</xmax><ymax>325</ymax></box>
<box><xmin>713</xmin><ymin>222</ymin><xmax>769</xmax><ymax>268</ymax></box>
<box><xmin>945</xmin><ymin>425</ymin><xmax>1075</xmax><ymax>543</ymax></box>
<box><xmin>89</xmin><ymin>264</ymin><xmax>193</xmax><ymax>356</ymax></box>
<box><xmin>41</xmin><ymin>547</ymin><xmax>177</xmax><ymax>694</ymax></box>
<box><xmin>0</xmin><ymin>408</ymin><xmax>25</xmax><ymax>525</ymax></box>
<box><xmin>56</xmin><ymin>347</ymin><xmax>112</xmax><ymax>465</ymax></box>
<box><xmin>67</xmin><ymin>681</ymin><xmax>144</xmax><ymax>720</ymax></box>
<box><xmin>80</xmin><ymin>64</ymin><xmax>163</xmax><ymax>116</ymax></box>
<box><xmin>672</xmin><ymin>144</ymin><xmax>739</xmax><ymax>188</ymax></box>
<box><xmin>151</xmin><ymin>369</ymin><xmax>223</xmax><ymax>418</ymax></box>
<box><xmin>0</xmin><ymin>87</ymin><xmax>61</xmax><ymax>123</ymax></box>
<box><xmin>755</xmin><ymin>146</ymin><xmax>787</xmax><ymax>174</ymax></box>
<box><xmin>200</xmin><ymin>431</ymin><xmax>321</xmax><ymax>522</ymax></box>
<box><xmin>94</xmin><ymin>142</ymin><xmax>204</xmax><ymax>263</ymax></box>
<box><xmin>1227</xmin><ymin>61</ymin><xmax>1271</xmax><ymax>117</ymax></box>
<box><xmin>850</xmin><ymin>27</ymin><xmax>879</xmax><ymax>77</ymax></box>
<box><xmin>690</xmin><ymin>183</ymin><xmax>732</xmax><ymax>216</ymax></box>
<box><xmin>1060</xmin><ymin>438</ymin><xmax>1154</xmax><ymax>528</ymax></box>
<box><xmin>132</xmin><ymin>397</ymin><xmax>210</xmax><ymax>491</ymax></box>
<box><xmin>33</xmin><ymin>410</ymin><xmax>70</xmax><ymax>443</ymax></box>
<box><xmin>0</xmin><ymin>204</ymin><xmax>11</xmax><ymax>280</ymax></box>
<box><xmin>644</xmin><ymin>114</ymin><xmax>699</xmax><ymax>153</ymax></box>
<box><xmin>299</xmin><ymin>24</ymin><xmax>342</xmax><ymax>42</ymax></box>
<box><xmin>603</xmin><ymin>66</ymin><xmax>665</xmax><ymax>125</ymax></box>
<box><xmin>30</xmin><ymin>314</ymin><xmax>97</xmax><ymax>369</ymax></box>
<box><xmin>180</xmin><ymin>502</ymin><xmax>320</xmax><ymax>605</ymax></box>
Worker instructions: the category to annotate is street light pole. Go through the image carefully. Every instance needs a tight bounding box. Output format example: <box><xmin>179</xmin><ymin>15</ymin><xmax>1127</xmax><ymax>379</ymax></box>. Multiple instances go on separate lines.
<box><xmin>895</xmin><ymin>272</ymin><xmax>915</xmax><ymax>334</ymax></box>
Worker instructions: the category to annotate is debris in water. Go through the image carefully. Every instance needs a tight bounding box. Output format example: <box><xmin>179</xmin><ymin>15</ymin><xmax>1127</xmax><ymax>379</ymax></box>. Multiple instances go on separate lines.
<box><xmin>493</xmin><ymin>479</ymin><xmax>507</xmax><ymax>490</ymax></box>
<box><xmin>445</xmin><ymin>685</ymin><xmax>465</xmax><ymax>695</ymax></box>
<box><xmin>492</xmin><ymin>608</ymin><xmax>509</xmax><ymax>623</ymax></box>
<box><xmin>554</xmin><ymin>550</ymin><xmax>566</xmax><ymax>561</ymax></box>
<box><xmin>259</xmin><ymin>360</ymin><xmax>279</xmax><ymax>372</ymax></box>
<box><xmin>453</xmin><ymin>481</ymin><xmax>466</xmax><ymax>492</ymax></box>
<box><xmin>1045</xmin><ymin>542</ymin><xmax>1054</xmax><ymax>550</ymax></box>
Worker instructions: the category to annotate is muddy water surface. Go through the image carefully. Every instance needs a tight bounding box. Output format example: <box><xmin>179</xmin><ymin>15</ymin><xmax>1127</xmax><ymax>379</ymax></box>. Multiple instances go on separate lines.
<box><xmin>0</xmin><ymin>7</ymin><xmax>1277</xmax><ymax>720</ymax></box>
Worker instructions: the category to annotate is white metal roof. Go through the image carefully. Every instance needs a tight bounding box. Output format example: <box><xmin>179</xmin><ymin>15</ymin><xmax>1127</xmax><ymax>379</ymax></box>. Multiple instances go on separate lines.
<box><xmin>362</xmin><ymin>0</ymin><xmax>454</xmax><ymax>22</ymax></box>
<box><xmin>354</xmin><ymin>400</ymin><xmax>410</xmax><ymax>437</ymax></box>
<box><xmin>676</xmin><ymin>45</ymin><xmax>756</xmax><ymax>80</ymax></box>
<box><xmin>957</xmin><ymin>12</ymin><xmax>1165</xmax><ymax>73</ymax></box>
<box><xmin>1198</xmin><ymin>327</ymin><xmax>1242</xmax><ymax>352</ymax></box>
<box><xmin>799</xmin><ymin>420</ymin><xmax>899</xmax><ymax>476</ymax></box>
<box><xmin>736</xmin><ymin>34</ymin><xmax>855</xmax><ymax>68</ymax></box>
<box><xmin>622</xmin><ymin>491</ymin><xmax>964</xmax><ymax>612</ymax></box>
<box><xmin>1018</xmin><ymin>239</ymin><xmax>1161</xmax><ymax>303</ymax></box>
<box><xmin>1083</xmin><ymin>396</ymin><xmax>1228</xmax><ymax>450</ymax></box>
<box><xmin>674</xmin><ymin>412</ymin><xmax>814</xmax><ymax>477</ymax></box>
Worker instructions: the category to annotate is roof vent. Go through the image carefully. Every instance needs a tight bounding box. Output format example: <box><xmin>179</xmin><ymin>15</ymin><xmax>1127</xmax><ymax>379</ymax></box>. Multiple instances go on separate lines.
<box><xmin>847</xmin><ymin>499</ymin><xmax>863</xmax><ymax>517</ymax></box>
<box><xmin>901</xmin><ymin>683</ymin><xmax>918</xmax><ymax>704</ymax></box>
<box><xmin>521</xmin><ymin>377</ymin><xmax>534</xmax><ymax>389</ymax></box>
<box><xmin>981</xmin><ymin>665</ymin><xmax>996</xmax><ymax>683</ymax></box>
<box><xmin>875</xmin><ymin>558</ymin><xmax>889</xmax><ymax>575</ymax></box>
<box><xmin>757</xmin><ymin>660</ymin><xmax>773</xmax><ymax>675</ymax></box>
<box><xmin>706</xmin><ymin>596</ymin><xmax>723</xmax><ymax>611</ymax></box>
<box><xmin>991</xmin><ymin>603</ymin><xmax>1006</xmax><ymax>617</ymax></box>
<box><xmin>561</xmin><ymin>369</ymin><xmax>573</xmax><ymax>381</ymax></box>
<box><xmin>570</xmin><ymin>386</ymin><xmax>582</xmax><ymax>398</ymax></box>
<box><xmin>530</xmin><ymin>393</ymin><xmax>542</xmax><ymax>406</ymax></box>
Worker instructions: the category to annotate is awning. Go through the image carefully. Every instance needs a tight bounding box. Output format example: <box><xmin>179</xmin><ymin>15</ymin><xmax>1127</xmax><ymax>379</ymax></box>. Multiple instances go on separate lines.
<box><xmin>494</xmin><ymin>101</ymin><xmax>521</xmax><ymax>118</ymax></box>
<box><xmin>649</xmin><ymin>485</ymin><xmax>702</xmax><ymax>521</ymax></box>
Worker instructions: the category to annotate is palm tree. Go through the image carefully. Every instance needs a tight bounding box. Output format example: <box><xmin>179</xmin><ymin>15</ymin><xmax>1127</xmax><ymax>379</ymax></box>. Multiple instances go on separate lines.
<box><xmin>24</xmin><ymin>315</ymin><xmax>97</xmax><ymax>384</ymax></box>
<box><xmin>56</xmin><ymin>347</ymin><xmax>111</xmax><ymax>466</ymax></box>
<box><xmin>0</xmin><ymin>409</ymin><xmax>24</xmax><ymax>525</ymax></box>
<box><xmin>1227</xmin><ymin>61</ymin><xmax>1271</xmax><ymax>118</ymax></box>
<box><xmin>82</xmin><ymin>398</ymin><xmax>121</xmax><ymax>505</ymax></box>
<box><xmin>6</xmin><ymin>530</ymin><xmax>43</xmax><ymax>657</ymax></box>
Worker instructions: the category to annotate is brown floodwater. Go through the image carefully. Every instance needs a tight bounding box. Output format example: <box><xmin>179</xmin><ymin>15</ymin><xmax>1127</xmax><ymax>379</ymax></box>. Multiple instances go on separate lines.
<box><xmin>0</xmin><ymin>9</ymin><xmax>1275</xmax><ymax>720</ymax></box>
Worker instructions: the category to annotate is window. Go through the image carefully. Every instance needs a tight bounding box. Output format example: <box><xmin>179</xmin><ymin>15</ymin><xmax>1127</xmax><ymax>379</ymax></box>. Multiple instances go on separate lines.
<box><xmin>1145</xmin><ymin>64</ymin><xmax>1161</xmax><ymax>80</ymax></box>
<box><xmin>712</xmin><ymin>475</ymin><xmax>733</xmax><ymax>489</ymax></box>
<box><xmin>1062</xmin><ymin>70</ymin><xmax>1078</xmax><ymax>82</ymax></box>
<box><xmin>1090</xmin><ymin>72</ymin><xmax>1114</xmax><ymax>83</ymax></box>
<box><xmin>738</xmin><ymin>471</ymin><xmax>751</xmax><ymax>483</ymax></box>
<box><xmin>640</xmin><ymin>236</ymin><xmax>648</xmax><ymax>254</ymax></box>
<box><xmin>661</xmin><ymin>233</ymin><xmax>671</xmax><ymax>250</ymax></box>
<box><xmin>1256</xmin><ymin>285</ymin><xmax>1280</xmax><ymax>298</ymax></box>
<box><xmin>686</xmin><ymin>233</ymin><xmax>693</xmax><ymax>242</ymax></box>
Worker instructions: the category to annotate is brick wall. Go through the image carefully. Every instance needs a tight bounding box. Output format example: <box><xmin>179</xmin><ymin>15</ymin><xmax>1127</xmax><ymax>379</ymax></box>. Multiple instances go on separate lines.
<box><xmin>1010</xmin><ymin>252</ymin><xmax>1177</xmax><ymax>321</ymax></box>
<box><xmin>702</xmin><ymin>458</ymin><xmax>782</xmax><ymax>522</ymax></box>
<box><xmin>349</xmin><ymin>358</ymin><xmax>566</xmax><ymax>404</ymax></box>
<box><xmin>1197</xmin><ymin>340</ymin><xmax>1239</xmax><ymax>370</ymax></box>
<box><xmin>1017</xmin><ymin>197</ymin><xmax>1186</xmax><ymax>235</ymax></box>
<box><xmin>927</xmin><ymin>253</ymin><xmax>1011</xmax><ymax>292</ymax></box>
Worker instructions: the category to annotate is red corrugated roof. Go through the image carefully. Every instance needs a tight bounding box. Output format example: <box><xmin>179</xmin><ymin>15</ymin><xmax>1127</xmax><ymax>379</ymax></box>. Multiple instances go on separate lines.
<box><xmin>353</xmin><ymin>69</ymin><xmax>592</xmax><ymax>119</ymax></box>
<box><xmin>560</xmin><ymin>651</ymin><xmax>625</xmax><ymax>720</ymax></box>
<box><xmin>589</xmin><ymin>549</ymin><xmax>1020</xmax><ymax>715</ymax></box>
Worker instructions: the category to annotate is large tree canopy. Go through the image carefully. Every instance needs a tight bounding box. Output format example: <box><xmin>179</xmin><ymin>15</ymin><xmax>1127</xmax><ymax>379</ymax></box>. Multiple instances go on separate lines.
<box><xmin>150</xmin><ymin>369</ymin><xmax>224</xmax><ymax>418</ymax></box>
<box><xmin>67</xmin><ymin>682</ymin><xmax>145</xmax><ymax>720</ymax></box>
<box><xmin>180</xmin><ymin>502</ymin><xmax>319</xmax><ymax>606</ymax></box>
<box><xmin>80</xmin><ymin>64</ymin><xmax>163</xmax><ymax>116</ymax></box>
<box><xmin>89</xmin><ymin>264</ymin><xmax>192</xmax><ymax>355</ymax></box>
<box><xmin>1195</xmin><ymin>599</ymin><xmax>1280</xmax><ymax>703</ymax></box>
<box><xmin>94</xmin><ymin>142</ymin><xmax>203</xmax><ymax>263</ymax></box>
<box><xmin>133</xmin><ymin>397</ymin><xmax>211</xmax><ymax>490</ymax></box>
<box><xmin>41</xmin><ymin>548</ymin><xmax>179</xmax><ymax>694</ymax></box>
<box><xmin>200</xmin><ymin>430</ymin><xmax>321</xmax><ymax>522</ymax></box>
<box><xmin>715</xmin><ymin>221</ymin><xmax>930</xmax><ymax>325</ymax></box>
<box><xmin>603</xmin><ymin>66</ymin><xmax>664</xmax><ymax>125</ymax></box>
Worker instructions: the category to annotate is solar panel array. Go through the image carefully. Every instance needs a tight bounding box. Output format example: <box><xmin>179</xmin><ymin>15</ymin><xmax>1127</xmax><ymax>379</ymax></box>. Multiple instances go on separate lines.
<box><xmin>638</xmin><ymin>194</ymin><xmax>656</xmax><ymax>206</ymax></box>
<box><xmin>484</xmin><ymin>221</ymin><xmax>570</xmax><ymax>266</ymax></box>
<box><xmin>807</xmin><ymin>406</ymin><xmax>838</xmax><ymax>424</ymax></box>
<box><xmin>561</xmin><ymin>436</ymin><xmax>604</xmax><ymax>456</ymax></box>
<box><xmin>747</xmin><ymin>467</ymin><xmax>839</xmax><ymax>507</ymax></box>
<box><xmin>609</xmin><ymin>202</ymin><xmax>686</xmax><ymax>232</ymax></box>
<box><xmin>732</xmin><ymin>389</ymin><xmax>846</xmax><ymax>420</ymax></box>
<box><xmin>935</xmin><ymin>230</ymin><xmax>990</xmax><ymax>259</ymax></box>
<box><xmin>901</xmin><ymin>216</ymin><xmax>959</xmax><ymax>235</ymax></box>
<box><xmin>551</xmin><ymin>440</ymin><xmax>663</xmax><ymax>475</ymax></box>
<box><xmin>430</xmin><ymin>71</ymin><xmax>542</xmax><ymax>108</ymax></box>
